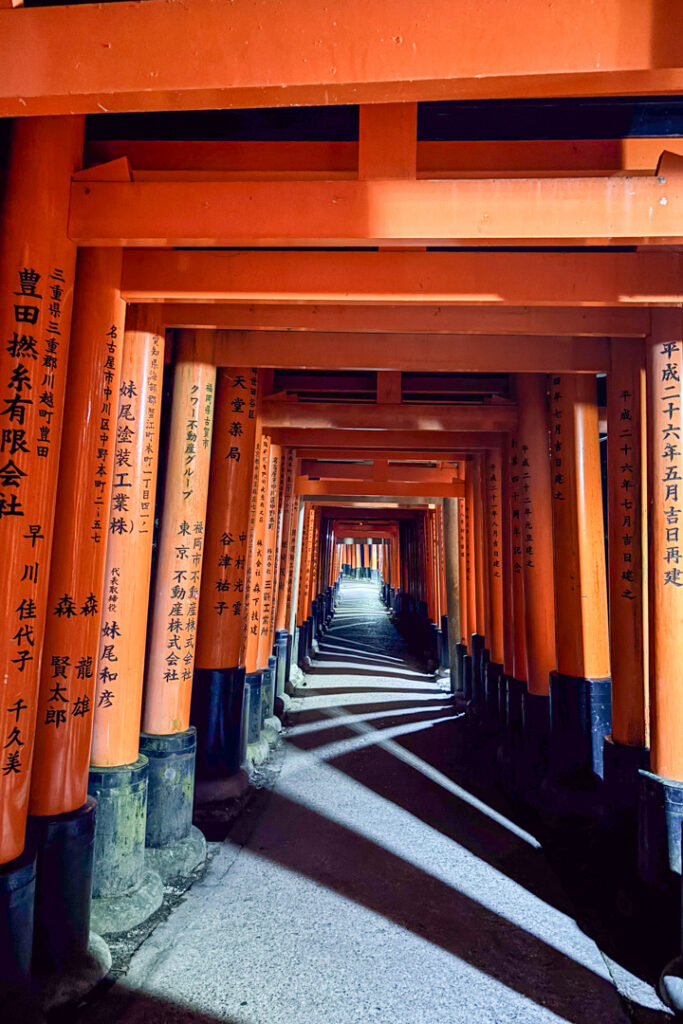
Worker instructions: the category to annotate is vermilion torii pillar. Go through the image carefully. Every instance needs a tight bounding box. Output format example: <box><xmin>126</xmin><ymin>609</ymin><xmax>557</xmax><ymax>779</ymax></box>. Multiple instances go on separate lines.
<box><xmin>0</xmin><ymin>116</ymin><xmax>83</xmax><ymax>991</ymax></box>
<box><xmin>504</xmin><ymin>435</ymin><xmax>529</xmax><ymax>759</ymax></box>
<box><xmin>463</xmin><ymin>462</ymin><xmax>477</xmax><ymax>700</ymax></box>
<box><xmin>471</xmin><ymin>455</ymin><xmax>488</xmax><ymax>708</ymax></box>
<box><xmin>194</xmin><ymin>367</ymin><xmax>258</xmax><ymax>800</ymax></box>
<box><xmin>88</xmin><ymin>307</ymin><xmax>165</xmax><ymax>932</ymax></box>
<box><xmin>28</xmin><ymin>248</ymin><xmax>124</xmax><ymax>972</ymax></box>
<box><xmin>516</xmin><ymin>374</ymin><xmax>557</xmax><ymax>792</ymax></box>
<box><xmin>484</xmin><ymin>449</ymin><xmax>505</xmax><ymax>721</ymax></box>
<box><xmin>547</xmin><ymin>373</ymin><xmax>611</xmax><ymax>791</ymax></box>
<box><xmin>142</xmin><ymin>331</ymin><xmax>215</xmax><ymax>878</ymax></box>
<box><xmin>604</xmin><ymin>340</ymin><xmax>649</xmax><ymax>814</ymax></box>
<box><xmin>640</xmin><ymin>311</ymin><xmax>683</xmax><ymax>883</ymax></box>
<box><xmin>442</xmin><ymin>496</ymin><xmax>462</xmax><ymax>693</ymax></box>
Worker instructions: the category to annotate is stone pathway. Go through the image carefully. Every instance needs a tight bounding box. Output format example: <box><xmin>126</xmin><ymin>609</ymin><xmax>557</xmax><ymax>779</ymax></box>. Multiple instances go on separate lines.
<box><xmin>77</xmin><ymin>580</ymin><xmax>669</xmax><ymax>1024</ymax></box>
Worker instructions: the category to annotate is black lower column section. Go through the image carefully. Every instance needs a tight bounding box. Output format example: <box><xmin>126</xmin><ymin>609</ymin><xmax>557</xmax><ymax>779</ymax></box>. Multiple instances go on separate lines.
<box><xmin>192</xmin><ymin>666</ymin><xmax>247</xmax><ymax>803</ymax></box>
<box><xmin>549</xmin><ymin>671</ymin><xmax>612</xmax><ymax>786</ymax></box>
<box><xmin>521</xmin><ymin>690</ymin><xmax>550</xmax><ymax>804</ymax></box>
<box><xmin>638</xmin><ymin>770</ymin><xmax>683</xmax><ymax>887</ymax></box>
<box><xmin>0</xmin><ymin>843</ymin><xmax>36</xmax><ymax>992</ymax></box>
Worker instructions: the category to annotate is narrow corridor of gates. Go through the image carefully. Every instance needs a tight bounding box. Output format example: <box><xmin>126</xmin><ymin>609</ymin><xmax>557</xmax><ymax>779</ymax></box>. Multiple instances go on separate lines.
<box><xmin>73</xmin><ymin>580</ymin><xmax>661</xmax><ymax>1024</ymax></box>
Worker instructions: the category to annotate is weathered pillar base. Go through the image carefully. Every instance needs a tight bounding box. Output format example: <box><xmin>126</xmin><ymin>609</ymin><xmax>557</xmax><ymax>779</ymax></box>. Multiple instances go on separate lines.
<box><xmin>462</xmin><ymin>652</ymin><xmax>473</xmax><ymax>701</ymax></box>
<box><xmin>88</xmin><ymin>758</ymin><xmax>163</xmax><ymax>934</ymax></box>
<box><xmin>520</xmin><ymin>691</ymin><xmax>550</xmax><ymax>805</ymax></box>
<box><xmin>0</xmin><ymin>844</ymin><xmax>36</xmax><ymax>994</ymax></box>
<box><xmin>497</xmin><ymin>676</ymin><xmax>526</xmax><ymax>791</ymax></box>
<box><xmin>192</xmin><ymin>667</ymin><xmax>248</xmax><ymax>805</ymax></box>
<box><xmin>603</xmin><ymin>737</ymin><xmax>649</xmax><ymax>817</ymax></box>
<box><xmin>470</xmin><ymin>634</ymin><xmax>486</xmax><ymax>708</ymax></box>
<box><xmin>262</xmin><ymin>657</ymin><xmax>282</xmax><ymax>745</ymax></box>
<box><xmin>638</xmin><ymin>770</ymin><xmax>683</xmax><ymax>887</ymax></box>
<box><xmin>245</xmin><ymin>672</ymin><xmax>270</xmax><ymax>764</ymax></box>
<box><xmin>453</xmin><ymin>641</ymin><xmax>466</xmax><ymax>696</ymax></box>
<box><xmin>549</xmin><ymin>671</ymin><xmax>612</xmax><ymax>786</ymax></box>
<box><xmin>484</xmin><ymin>661</ymin><xmax>504</xmax><ymax>728</ymax></box>
<box><xmin>29</xmin><ymin>800</ymin><xmax>106</xmax><ymax>999</ymax></box>
<box><xmin>659</xmin><ymin>955</ymin><xmax>683</xmax><ymax>1017</ymax></box>
<box><xmin>273</xmin><ymin>629</ymin><xmax>290</xmax><ymax>716</ymax></box>
<box><xmin>139</xmin><ymin>730</ymin><xmax>206</xmax><ymax>883</ymax></box>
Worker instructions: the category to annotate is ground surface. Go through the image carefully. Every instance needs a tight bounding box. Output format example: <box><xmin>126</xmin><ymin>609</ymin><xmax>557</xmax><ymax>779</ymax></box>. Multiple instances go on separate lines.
<box><xmin>75</xmin><ymin>581</ymin><xmax>671</xmax><ymax>1024</ymax></box>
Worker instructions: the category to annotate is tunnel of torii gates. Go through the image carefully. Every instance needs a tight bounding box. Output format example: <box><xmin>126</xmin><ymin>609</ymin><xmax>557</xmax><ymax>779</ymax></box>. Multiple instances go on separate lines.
<box><xmin>2</xmin><ymin>2</ymin><xmax>683</xmax><ymax>1000</ymax></box>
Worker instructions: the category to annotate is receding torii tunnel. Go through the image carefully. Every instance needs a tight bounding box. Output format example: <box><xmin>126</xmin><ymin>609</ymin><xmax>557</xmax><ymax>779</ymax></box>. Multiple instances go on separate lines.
<box><xmin>1</xmin><ymin>28</ymin><xmax>683</xmax><ymax>1019</ymax></box>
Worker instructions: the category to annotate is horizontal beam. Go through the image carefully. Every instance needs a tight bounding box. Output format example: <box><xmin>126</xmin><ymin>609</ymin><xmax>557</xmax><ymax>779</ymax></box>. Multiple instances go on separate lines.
<box><xmin>294</xmin><ymin>448</ymin><xmax>466</xmax><ymax>462</ymax></box>
<box><xmin>261</xmin><ymin>400</ymin><xmax>516</xmax><ymax>432</ymax></box>
<box><xmin>268</xmin><ymin>429</ymin><xmax>504</xmax><ymax>450</ymax></box>
<box><xmin>122</xmin><ymin>250</ymin><xmax>683</xmax><ymax>307</ymax></box>
<box><xmin>157</xmin><ymin>302</ymin><xmax>648</xmax><ymax>337</ymax></box>
<box><xmin>87</xmin><ymin>138</ymin><xmax>683</xmax><ymax>176</ymax></box>
<box><xmin>70</xmin><ymin>174</ymin><xmax>682</xmax><ymax>247</ymax></box>
<box><xmin>296</xmin><ymin>477</ymin><xmax>465</xmax><ymax>499</ymax></box>
<box><xmin>4</xmin><ymin>0</ymin><xmax>683</xmax><ymax>118</ymax></box>
<box><xmin>212</xmin><ymin>329</ymin><xmax>609</xmax><ymax>373</ymax></box>
<box><xmin>300</xmin><ymin>461</ymin><xmax>459</xmax><ymax>482</ymax></box>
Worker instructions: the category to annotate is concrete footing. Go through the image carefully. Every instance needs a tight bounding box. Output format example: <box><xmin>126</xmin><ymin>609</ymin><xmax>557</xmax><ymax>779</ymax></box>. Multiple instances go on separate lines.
<box><xmin>34</xmin><ymin>932</ymin><xmax>111</xmax><ymax>1013</ymax></box>
<box><xmin>145</xmin><ymin>826</ymin><xmax>206</xmax><ymax>884</ymax></box>
<box><xmin>88</xmin><ymin>757</ymin><xmax>163</xmax><ymax>934</ymax></box>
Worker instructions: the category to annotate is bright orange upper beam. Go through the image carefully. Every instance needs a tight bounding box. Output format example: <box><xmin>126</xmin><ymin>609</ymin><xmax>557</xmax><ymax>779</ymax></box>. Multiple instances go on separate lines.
<box><xmin>1</xmin><ymin>0</ymin><xmax>682</xmax><ymax>116</ymax></box>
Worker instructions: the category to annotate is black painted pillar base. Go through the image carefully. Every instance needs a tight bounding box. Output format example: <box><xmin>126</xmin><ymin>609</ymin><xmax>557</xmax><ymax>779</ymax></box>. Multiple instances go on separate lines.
<box><xmin>284</xmin><ymin>631</ymin><xmax>293</xmax><ymax>685</ymax></box>
<box><xmin>498</xmin><ymin>678</ymin><xmax>527</xmax><ymax>793</ymax></box>
<box><xmin>139</xmin><ymin>728</ymin><xmax>206</xmax><ymax>882</ymax></box>
<box><xmin>470</xmin><ymin>634</ymin><xmax>485</xmax><ymax>708</ymax></box>
<box><xmin>462</xmin><ymin>652</ymin><xmax>473</xmax><ymax>701</ymax></box>
<box><xmin>520</xmin><ymin>691</ymin><xmax>550</xmax><ymax>805</ymax></box>
<box><xmin>0</xmin><ymin>843</ymin><xmax>36</xmax><ymax>992</ymax></box>
<box><xmin>29</xmin><ymin>799</ymin><xmax>96</xmax><ymax>974</ymax></box>
<box><xmin>549</xmin><ymin>671</ymin><xmax>612</xmax><ymax>787</ymax></box>
<box><xmin>638</xmin><ymin>770</ymin><xmax>683</xmax><ymax>887</ymax></box>
<box><xmin>484</xmin><ymin>661</ymin><xmax>504</xmax><ymax>728</ymax></box>
<box><xmin>453</xmin><ymin>641</ymin><xmax>466</xmax><ymax>696</ymax></box>
<box><xmin>88</xmin><ymin>757</ymin><xmax>163</xmax><ymax>934</ymax></box>
<box><xmin>273</xmin><ymin>630</ymin><xmax>289</xmax><ymax>716</ymax></box>
<box><xmin>191</xmin><ymin>666</ymin><xmax>248</xmax><ymax>804</ymax></box>
<box><xmin>603</xmin><ymin>737</ymin><xmax>649</xmax><ymax>818</ymax></box>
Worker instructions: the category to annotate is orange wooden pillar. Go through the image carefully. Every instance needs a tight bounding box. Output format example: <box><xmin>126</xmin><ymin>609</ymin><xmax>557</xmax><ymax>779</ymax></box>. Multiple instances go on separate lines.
<box><xmin>639</xmin><ymin>311</ymin><xmax>683</xmax><ymax>882</ymax></box>
<box><xmin>26</xmin><ymin>247</ymin><xmax>124</xmax><ymax>970</ymax></box>
<box><xmin>470</xmin><ymin>455</ymin><xmax>488</xmax><ymax>706</ymax></box>
<box><xmin>601</xmin><ymin>340</ymin><xmax>650</xmax><ymax>812</ymax></box>
<box><xmin>272</xmin><ymin>447</ymin><xmax>296</xmax><ymax>702</ymax></box>
<box><xmin>258</xmin><ymin>442</ymin><xmax>282</xmax><ymax>722</ymax></box>
<box><xmin>463</xmin><ymin>462</ymin><xmax>477</xmax><ymax>700</ymax></box>
<box><xmin>141</xmin><ymin>331</ymin><xmax>215</xmax><ymax>868</ymax></box>
<box><xmin>442</xmin><ymin>496</ymin><xmax>462</xmax><ymax>693</ymax></box>
<box><xmin>456</xmin><ymin>466</ymin><xmax>469</xmax><ymax>656</ymax></box>
<box><xmin>483</xmin><ymin>448</ymin><xmax>505</xmax><ymax>719</ymax></box>
<box><xmin>242</xmin><ymin>432</ymin><xmax>271</xmax><ymax>760</ymax></box>
<box><xmin>84</xmin><ymin>308</ymin><xmax>166</xmax><ymax>928</ymax></box>
<box><xmin>0</xmin><ymin>116</ymin><xmax>83</xmax><ymax>989</ymax></box>
<box><xmin>504</xmin><ymin>434</ymin><xmax>529</xmax><ymax>756</ymax></box>
<box><xmin>547</xmin><ymin>374</ymin><xmax>611</xmax><ymax>787</ymax></box>
<box><xmin>193</xmin><ymin>367</ymin><xmax>259</xmax><ymax>795</ymax></box>
<box><xmin>516</xmin><ymin>374</ymin><xmax>557</xmax><ymax>784</ymax></box>
<box><xmin>0</xmin><ymin>118</ymin><xmax>83</xmax><ymax>879</ymax></box>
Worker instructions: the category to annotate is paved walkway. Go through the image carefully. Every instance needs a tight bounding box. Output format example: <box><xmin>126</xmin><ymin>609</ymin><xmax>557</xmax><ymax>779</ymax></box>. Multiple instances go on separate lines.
<box><xmin>80</xmin><ymin>580</ymin><xmax>668</xmax><ymax>1024</ymax></box>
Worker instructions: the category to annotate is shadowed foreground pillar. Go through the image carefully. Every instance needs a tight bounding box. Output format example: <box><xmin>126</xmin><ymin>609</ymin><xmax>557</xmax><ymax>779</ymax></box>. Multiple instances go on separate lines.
<box><xmin>0</xmin><ymin>115</ymin><xmax>83</xmax><ymax>993</ymax></box>
<box><xmin>194</xmin><ymin>367</ymin><xmax>258</xmax><ymax>802</ymax></box>
<box><xmin>87</xmin><ymin>307</ymin><xmax>165</xmax><ymax>932</ymax></box>
<box><xmin>517</xmin><ymin>374</ymin><xmax>556</xmax><ymax>799</ymax></box>
<box><xmin>547</xmin><ymin>373</ymin><xmax>611</xmax><ymax>800</ymax></box>
<box><xmin>28</xmin><ymin>248</ymin><xmax>125</xmax><ymax>992</ymax></box>
<box><xmin>141</xmin><ymin>332</ymin><xmax>215</xmax><ymax>880</ymax></box>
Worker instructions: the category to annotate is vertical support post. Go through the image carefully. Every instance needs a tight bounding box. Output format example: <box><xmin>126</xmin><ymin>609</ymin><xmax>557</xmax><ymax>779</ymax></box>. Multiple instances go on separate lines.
<box><xmin>28</xmin><ymin>249</ymin><xmax>125</xmax><ymax>976</ymax></box>
<box><xmin>471</xmin><ymin>455</ymin><xmax>487</xmax><ymax>706</ymax></box>
<box><xmin>604</xmin><ymin>340</ymin><xmax>650</xmax><ymax>812</ymax></box>
<box><xmin>504</xmin><ymin>435</ymin><xmax>529</xmax><ymax>764</ymax></box>
<box><xmin>639</xmin><ymin>310</ymin><xmax>683</xmax><ymax>883</ymax></box>
<box><xmin>87</xmin><ymin>307</ymin><xmax>165</xmax><ymax>933</ymax></box>
<box><xmin>141</xmin><ymin>331</ymin><xmax>215</xmax><ymax>878</ymax></box>
<box><xmin>548</xmin><ymin>373</ymin><xmax>611</xmax><ymax>791</ymax></box>
<box><xmin>516</xmin><ymin>374</ymin><xmax>556</xmax><ymax>795</ymax></box>
<box><xmin>193</xmin><ymin>366</ymin><xmax>259</xmax><ymax>801</ymax></box>
<box><xmin>443</xmin><ymin>497</ymin><xmax>462</xmax><ymax>694</ymax></box>
<box><xmin>484</xmin><ymin>448</ymin><xmax>505</xmax><ymax>724</ymax></box>
<box><xmin>0</xmin><ymin>115</ymin><xmax>83</xmax><ymax>992</ymax></box>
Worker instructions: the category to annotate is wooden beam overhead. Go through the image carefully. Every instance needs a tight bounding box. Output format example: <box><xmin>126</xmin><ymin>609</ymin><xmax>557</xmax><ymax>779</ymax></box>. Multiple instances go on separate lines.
<box><xmin>121</xmin><ymin>250</ymin><xmax>683</xmax><ymax>307</ymax></box>
<box><xmin>70</xmin><ymin>173</ymin><xmax>683</xmax><ymax>247</ymax></box>
<box><xmin>293</xmin><ymin>448</ymin><xmax>468</xmax><ymax>462</ymax></box>
<box><xmin>208</xmin><ymin>329</ymin><xmax>609</xmax><ymax>373</ymax></box>
<box><xmin>156</xmin><ymin>302</ymin><xmax>648</xmax><ymax>338</ymax></box>
<box><xmin>300</xmin><ymin>461</ymin><xmax>459</xmax><ymax>483</ymax></box>
<box><xmin>267</xmin><ymin>429</ymin><xmax>504</xmax><ymax>450</ymax></box>
<box><xmin>296</xmin><ymin>478</ymin><xmax>465</xmax><ymax>499</ymax></box>
<box><xmin>2</xmin><ymin>0</ymin><xmax>682</xmax><ymax>117</ymax></box>
<box><xmin>260</xmin><ymin>399</ymin><xmax>516</xmax><ymax>432</ymax></box>
<box><xmin>85</xmin><ymin>139</ymin><xmax>683</xmax><ymax>177</ymax></box>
